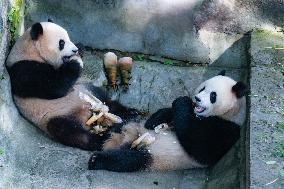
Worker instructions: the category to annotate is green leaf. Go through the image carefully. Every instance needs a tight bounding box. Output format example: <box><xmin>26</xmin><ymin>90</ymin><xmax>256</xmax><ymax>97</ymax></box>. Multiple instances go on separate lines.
<box><xmin>133</xmin><ymin>54</ymin><xmax>145</xmax><ymax>61</ymax></box>
<box><xmin>164</xmin><ymin>59</ymin><xmax>173</xmax><ymax>65</ymax></box>
<box><xmin>0</xmin><ymin>149</ymin><xmax>4</xmax><ymax>155</ymax></box>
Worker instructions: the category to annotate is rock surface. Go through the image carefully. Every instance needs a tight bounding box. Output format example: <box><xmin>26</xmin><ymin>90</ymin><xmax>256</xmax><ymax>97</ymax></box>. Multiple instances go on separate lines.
<box><xmin>81</xmin><ymin>51</ymin><xmax>247</xmax><ymax>113</ymax></box>
<box><xmin>25</xmin><ymin>0</ymin><xmax>255</xmax><ymax>68</ymax></box>
<box><xmin>250</xmin><ymin>30</ymin><xmax>284</xmax><ymax>189</ymax></box>
<box><xmin>4</xmin><ymin>0</ymin><xmax>279</xmax><ymax>188</ymax></box>
<box><xmin>0</xmin><ymin>47</ymin><xmax>246</xmax><ymax>188</ymax></box>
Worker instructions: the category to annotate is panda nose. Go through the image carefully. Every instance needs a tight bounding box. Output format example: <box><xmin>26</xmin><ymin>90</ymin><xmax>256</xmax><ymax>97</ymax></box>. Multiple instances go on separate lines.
<box><xmin>195</xmin><ymin>96</ymin><xmax>201</xmax><ymax>102</ymax></box>
<box><xmin>72</xmin><ymin>49</ymin><xmax>78</xmax><ymax>53</ymax></box>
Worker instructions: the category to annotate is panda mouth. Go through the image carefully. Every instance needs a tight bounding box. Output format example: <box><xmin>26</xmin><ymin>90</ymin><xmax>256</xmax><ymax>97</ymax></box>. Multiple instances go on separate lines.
<box><xmin>194</xmin><ymin>104</ymin><xmax>206</xmax><ymax>113</ymax></box>
<box><xmin>62</xmin><ymin>56</ymin><xmax>72</xmax><ymax>63</ymax></box>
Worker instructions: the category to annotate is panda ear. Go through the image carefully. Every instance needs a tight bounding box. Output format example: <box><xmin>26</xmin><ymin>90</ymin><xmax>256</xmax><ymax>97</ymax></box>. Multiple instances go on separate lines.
<box><xmin>232</xmin><ymin>81</ymin><xmax>247</xmax><ymax>98</ymax></box>
<box><xmin>47</xmin><ymin>18</ymin><xmax>53</xmax><ymax>23</ymax></box>
<box><xmin>30</xmin><ymin>23</ymin><xmax>43</xmax><ymax>40</ymax></box>
<box><xmin>217</xmin><ymin>70</ymin><xmax>226</xmax><ymax>76</ymax></box>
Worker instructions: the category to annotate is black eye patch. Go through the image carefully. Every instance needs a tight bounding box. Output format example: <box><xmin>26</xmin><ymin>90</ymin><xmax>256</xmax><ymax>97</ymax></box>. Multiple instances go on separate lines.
<box><xmin>199</xmin><ymin>86</ymin><xmax>205</xmax><ymax>93</ymax></box>
<box><xmin>210</xmin><ymin>92</ymin><xmax>217</xmax><ymax>103</ymax></box>
<box><xmin>59</xmin><ymin>39</ymin><xmax>65</xmax><ymax>51</ymax></box>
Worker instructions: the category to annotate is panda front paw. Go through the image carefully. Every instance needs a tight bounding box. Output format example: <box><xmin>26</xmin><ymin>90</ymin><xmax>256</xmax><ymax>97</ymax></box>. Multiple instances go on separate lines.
<box><xmin>172</xmin><ymin>96</ymin><xmax>194</xmax><ymax>115</ymax></box>
<box><xmin>145</xmin><ymin>108</ymin><xmax>173</xmax><ymax>130</ymax></box>
<box><xmin>58</xmin><ymin>60</ymin><xmax>82</xmax><ymax>79</ymax></box>
<box><xmin>70</xmin><ymin>55</ymin><xmax>84</xmax><ymax>68</ymax></box>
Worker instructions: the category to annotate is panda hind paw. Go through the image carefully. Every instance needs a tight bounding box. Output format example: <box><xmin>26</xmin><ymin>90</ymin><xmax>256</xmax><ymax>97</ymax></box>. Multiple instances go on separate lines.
<box><xmin>88</xmin><ymin>152</ymin><xmax>101</xmax><ymax>170</ymax></box>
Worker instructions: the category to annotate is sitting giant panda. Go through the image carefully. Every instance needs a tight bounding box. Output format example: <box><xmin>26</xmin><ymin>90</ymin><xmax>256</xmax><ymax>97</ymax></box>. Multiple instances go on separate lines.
<box><xmin>6</xmin><ymin>21</ymin><xmax>138</xmax><ymax>151</ymax></box>
<box><xmin>88</xmin><ymin>71</ymin><xmax>247</xmax><ymax>172</ymax></box>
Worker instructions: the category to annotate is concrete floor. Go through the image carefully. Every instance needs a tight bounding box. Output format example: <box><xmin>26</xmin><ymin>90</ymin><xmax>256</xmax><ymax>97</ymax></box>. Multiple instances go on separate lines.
<box><xmin>0</xmin><ymin>50</ymin><xmax>248</xmax><ymax>189</ymax></box>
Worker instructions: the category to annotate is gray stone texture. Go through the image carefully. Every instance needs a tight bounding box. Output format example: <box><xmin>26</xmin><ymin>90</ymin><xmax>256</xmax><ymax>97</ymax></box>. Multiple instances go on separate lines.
<box><xmin>0</xmin><ymin>47</ymin><xmax>247</xmax><ymax>188</ymax></box>
<box><xmin>81</xmin><ymin>51</ymin><xmax>247</xmax><ymax>113</ymax></box>
<box><xmin>250</xmin><ymin>30</ymin><xmax>284</xmax><ymax>189</ymax></box>
<box><xmin>6</xmin><ymin>0</ymin><xmax>284</xmax><ymax>188</ymax></box>
<box><xmin>25</xmin><ymin>0</ymin><xmax>258</xmax><ymax>68</ymax></box>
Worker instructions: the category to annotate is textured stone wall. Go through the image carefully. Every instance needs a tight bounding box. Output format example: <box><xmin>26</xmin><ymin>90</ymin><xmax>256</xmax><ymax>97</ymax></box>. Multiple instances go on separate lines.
<box><xmin>3</xmin><ymin>1</ymin><xmax>284</xmax><ymax>188</ymax></box>
<box><xmin>24</xmin><ymin>0</ymin><xmax>284</xmax><ymax>67</ymax></box>
<box><xmin>25</xmin><ymin>0</ymin><xmax>266</xmax><ymax>68</ymax></box>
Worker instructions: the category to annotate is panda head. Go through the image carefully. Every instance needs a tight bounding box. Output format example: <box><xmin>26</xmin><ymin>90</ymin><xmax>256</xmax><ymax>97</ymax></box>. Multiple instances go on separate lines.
<box><xmin>192</xmin><ymin>70</ymin><xmax>247</xmax><ymax>117</ymax></box>
<box><xmin>29</xmin><ymin>22</ymin><xmax>78</xmax><ymax>67</ymax></box>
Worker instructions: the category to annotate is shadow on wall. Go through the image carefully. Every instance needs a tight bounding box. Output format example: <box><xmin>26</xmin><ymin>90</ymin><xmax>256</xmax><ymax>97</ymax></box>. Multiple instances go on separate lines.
<box><xmin>25</xmin><ymin>0</ymin><xmax>209</xmax><ymax>62</ymax></box>
<box><xmin>210</xmin><ymin>32</ymin><xmax>251</xmax><ymax>69</ymax></box>
<box><xmin>252</xmin><ymin>0</ymin><xmax>284</xmax><ymax>27</ymax></box>
<box><xmin>194</xmin><ymin>0</ymin><xmax>284</xmax><ymax>34</ymax></box>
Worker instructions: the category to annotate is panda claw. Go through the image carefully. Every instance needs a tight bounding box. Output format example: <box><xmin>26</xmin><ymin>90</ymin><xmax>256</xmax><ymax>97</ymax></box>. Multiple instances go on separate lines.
<box><xmin>88</xmin><ymin>153</ymin><xmax>98</xmax><ymax>170</ymax></box>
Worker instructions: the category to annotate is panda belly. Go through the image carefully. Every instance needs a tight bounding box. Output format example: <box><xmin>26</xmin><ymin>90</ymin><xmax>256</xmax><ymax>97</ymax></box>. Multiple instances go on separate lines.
<box><xmin>89</xmin><ymin>122</ymin><xmax>204</xmax><ymax>171</ymax></box>
<box><xmin>147</xmin><ymin>131</ymin><xmax>204</xmax><ymax>171</ymax></box>
<box><xmin>13</xmin><ymin>87</ymin><xmax>92</xmax><ymax>133</ymax></box>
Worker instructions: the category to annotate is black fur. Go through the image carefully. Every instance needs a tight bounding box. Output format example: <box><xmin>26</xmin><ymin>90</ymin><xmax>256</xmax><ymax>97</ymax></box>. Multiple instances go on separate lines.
<box><xmin>87</xmin><ymin>95</ymin><xmax>240</xmax><ymax>171</ymax></box>
<box><xmin>30</xmin><ymin>23</ymin><xmax>43</xmax><ymax>40</ymax></box>
<box><xmin>59</xmin><ymin>39</ymin><xmax>65</xmax><ymax>51</ymax></box>
<box><xmin>210</xmin><ymin>92</ymin><xmax>217</xmax><ymax>103</ymax></box>
<box><xmin>144</xmin><ymin>108</ymin><xmax>173</xmax><ymax>130</ymax></box>
<box><xmin>145</xmin><ymin>96</ymin><xmax>240</xmax><ymax>166</ymax></box>
<box><xmin>7</xmin><ymin>60</ymin><xmax>81</xmax><ymax>99</ymax></box>
<box><xmin>85</xmin><ymin>84</ymin><xmax>109</xmax><ymax>102</ymax></box>
<box><xmin>199</xmin><ymin>86</ymin><xmax>205</xmax><ymax>93</ymax></box>
<box><xmin>232</xmin><ymin>81</ymin><xmax>247</xmax><ymax>98</ymax></box>
<box><xmin>88</xmin><ymin>149</ymin><xmax>152</xmax><ymax>172</ymax></box>
<box><xmin>171</xmin><ymin>96</ymin><xmax>240</xmax><ymax>165</ymax></box>
<box><xmin>86</xmin><ymin>83</ymin><xmax>140</xmax><ymax>121</ymax></box>
<box><xmin>106</xmin><ymin>100</ymin><xmax>140</xmax><ymax>121</ymax></box>
<box><xmin>47</xmin><ymin>116</ymin><xmax>109</xmax><ymax>151</ymax></box>
<box><xmin>218</xmin><ymin>70</ymin><xmax>226</xmax><ymax>76</ymax></box>
<box><xmin>47</xmin><ymin>18</ymin><xmax>53</xmax><ymax>23</ymax></box>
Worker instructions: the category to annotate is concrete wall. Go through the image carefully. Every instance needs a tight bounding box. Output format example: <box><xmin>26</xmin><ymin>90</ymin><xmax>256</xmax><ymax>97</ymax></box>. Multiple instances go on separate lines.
<box><xmin>3</xmin><ymin>0</ymin><xmax>284</xmax><ymax>188</ymax></box>
<box><xmin>25</xmin><ymin>0</ymin><xmax>264</xmax><ymax>68</ymax></box>
<box><xmin>24</xmin><ymin>0</ymin><xmax>284</xmax><ymax>67</ymax></box>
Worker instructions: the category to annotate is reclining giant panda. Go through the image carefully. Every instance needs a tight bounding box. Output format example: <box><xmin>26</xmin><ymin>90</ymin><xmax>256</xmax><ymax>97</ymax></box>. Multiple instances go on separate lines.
<box><xmin>6</xmin><ymin>21</ymin><xmax>138</xmax><ymax>151</ymax></box>
<box><xmin>88</xmin><ymin>71</ymin><xmax>247</xmax><ymax>172</ymax></box>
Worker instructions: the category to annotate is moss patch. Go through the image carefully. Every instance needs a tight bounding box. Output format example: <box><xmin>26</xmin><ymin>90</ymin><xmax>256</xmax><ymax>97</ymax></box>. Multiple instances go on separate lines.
<box><xmin>8</xmin><ymin>0</ymin><xmax>23</xmax><ymax>46</ymax></box>
<box><xmin>272</xmin><ymin>141</ymin><xmax>284</xmax><ymax>158</ymax></box>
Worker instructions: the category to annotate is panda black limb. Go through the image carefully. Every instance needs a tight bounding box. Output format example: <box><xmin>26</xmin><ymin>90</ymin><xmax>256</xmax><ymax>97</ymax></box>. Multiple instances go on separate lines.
<box><xmin>6</xmin><ymin>22</ymin><xmax>139</xmax><ymax>151</ymax></box>
<box><xmin>8</xmin><ymin>60</ymin><xmax>81</xmax><ymax>99</ymax></box>
<box><xmin>88</xmin><ymin>74</ymin><xmax>246</xmax><ymax>172</ymax></box>
<box><xmin>88</xmin><ymin>98</ymin><xmax>240</xmax><ymax>171</ymax></box>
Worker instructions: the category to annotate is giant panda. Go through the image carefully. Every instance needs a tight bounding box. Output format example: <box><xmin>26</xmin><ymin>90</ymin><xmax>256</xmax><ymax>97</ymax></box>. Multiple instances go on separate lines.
<box><xmin>88</xmin><ymin>71</ymin><xmax>247</xmax><ymax>172</ymax></box>
<box><xmin>5</xmin><ymin>21</ymin><xmax>138</xmax><ymax>151</ymax></box>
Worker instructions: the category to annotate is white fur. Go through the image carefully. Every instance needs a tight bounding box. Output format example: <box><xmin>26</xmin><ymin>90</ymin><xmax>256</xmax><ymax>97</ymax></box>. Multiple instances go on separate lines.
<box><xmin>7</xmin><ymin>22</ymin><xmax>78</xmax><ymax>68</ymax></box>
<box><xmin>193</xmin><ymin>75</ymin><xmax>246</xmax><ymax>125</ymax></box>
<box><xmin>147</xmin><ymin>130</ymin><xmax>204</xmax><ymax>171</ymax></box>
<box><xmin>38</xmin><ymin>22</ymin><xmax>78</xmax><ymax>68</ymax></box>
